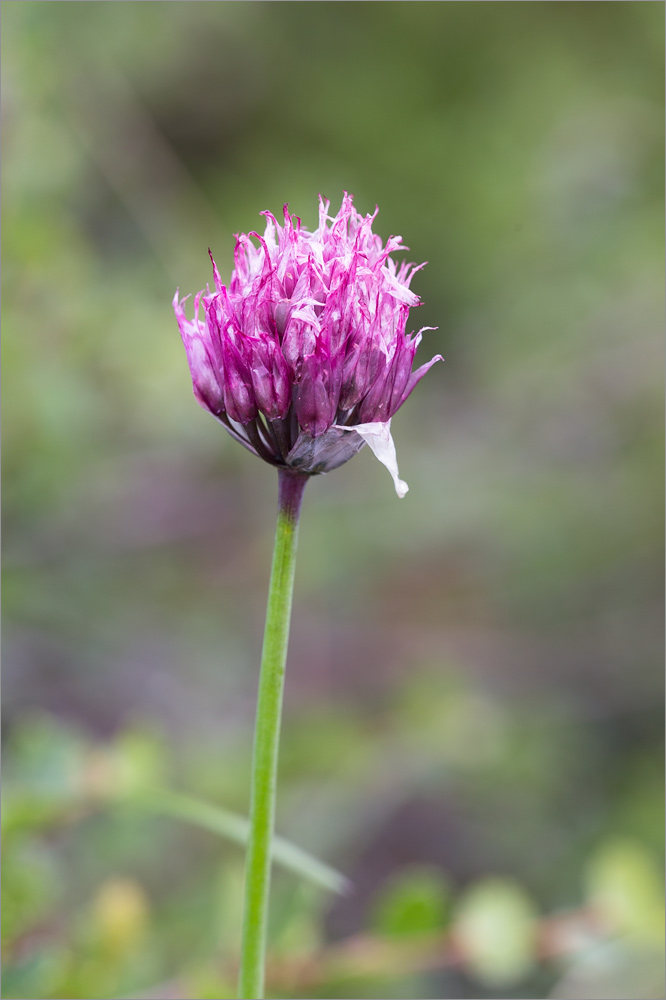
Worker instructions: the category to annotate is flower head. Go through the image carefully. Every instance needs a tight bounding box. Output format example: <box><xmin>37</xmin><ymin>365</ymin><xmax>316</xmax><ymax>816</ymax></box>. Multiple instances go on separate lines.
<box><xmin>174</xmin><ymin>194</ymin><xmax>441</xmax><ymax>496</ymax></box>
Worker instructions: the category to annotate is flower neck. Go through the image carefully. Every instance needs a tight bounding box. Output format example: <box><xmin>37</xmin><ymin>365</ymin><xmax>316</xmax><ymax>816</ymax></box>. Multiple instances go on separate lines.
<box><xmin>277</xmin><ymin>467</ymin><xmax>308</xmax><ymax>525</ymax></box>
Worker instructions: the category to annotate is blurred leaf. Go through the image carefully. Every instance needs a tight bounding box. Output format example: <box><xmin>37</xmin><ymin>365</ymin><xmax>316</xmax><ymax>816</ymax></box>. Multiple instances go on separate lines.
<box><xmin>131</xmin><ymin>789</ymin><xmax>351</xmax><ymax>895</ymax></box>
<box><xmin>2</xmin><ymin>715</ymin><xmax>87</xmax><ymax>807</ymax></box>
<box><xmin>585</xmin><ymin>838</ymin><xmax>665</xmax><ymax>943</ymax></box>
<box><xmin>90</xmin><ymin>876</ymin><xmax>150</xmax><ymax>958</ymax></box>
<box><xmin>0</xmin><ymin>947</ymin><xmax>67</xmax><ymax>1000</ymax></box>
<box><xmin>107</xmin><ymin>728</ymin><xmax>168</xmax><ymax>797</ymax></box>
<box><xmin>454</xmin><ymin>876</ymin><xmax>538</xmax><ymax>987</ymax></box>
<box><xmin>183</xmin><ymin>963</ymin><xmax>236</xmax><ymax>1000</ymax></box>
<box><xmin>1</xmin><ymin>839</ymin><xmax>60</xmax><ymax>951</ymax></box>
<box><xmin>371</xmin><ymin>865</ymin><xmax>450</xmax><ymax>937</ymax></box>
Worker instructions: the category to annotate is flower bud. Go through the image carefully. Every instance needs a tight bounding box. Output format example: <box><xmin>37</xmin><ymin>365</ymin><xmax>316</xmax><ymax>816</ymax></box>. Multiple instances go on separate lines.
<box><xmin>174</xmin><ymin>194</ymin><xmax>442</xmax><ymax>495</ymax></box>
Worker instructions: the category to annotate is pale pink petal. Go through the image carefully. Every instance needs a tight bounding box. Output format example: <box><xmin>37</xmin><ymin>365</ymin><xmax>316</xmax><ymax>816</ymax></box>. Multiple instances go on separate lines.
<box><xmin>335</xmin><ymin>419</ymin><xmax>408</xmax><ymax>498</ymax></box>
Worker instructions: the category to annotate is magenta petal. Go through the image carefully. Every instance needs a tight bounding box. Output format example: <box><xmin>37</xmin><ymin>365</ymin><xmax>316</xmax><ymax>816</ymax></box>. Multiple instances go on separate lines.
<box><xmin>173</xmin><ymin>291</ymin><xmax>225</xmax><ymax>414</ymax></box>
<box><xmin>394</xmin><ymin>352</ymin><xmax>444</xmax><ymax>413</ymax></box>
<box><xmin>220</xmin><ymin>335</ymin><xmax>258</xmax><ymax>424</ymax></box>
<box><xmin>294</xmin><ymin>345</ymin><xmax>340</xmax><ymax>437</ymax></box>
<box><xmin>249</xmin><ymin>337</ymin><xmax>291</xmax><ymax>420</ymax></box>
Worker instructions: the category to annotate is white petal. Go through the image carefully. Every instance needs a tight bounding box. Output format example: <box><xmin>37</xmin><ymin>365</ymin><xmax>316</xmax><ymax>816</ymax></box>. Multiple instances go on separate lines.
<box><xmin>335</xmin><ymin>420</ymin><xmax>409</xmax><ymax>498</ymax></box>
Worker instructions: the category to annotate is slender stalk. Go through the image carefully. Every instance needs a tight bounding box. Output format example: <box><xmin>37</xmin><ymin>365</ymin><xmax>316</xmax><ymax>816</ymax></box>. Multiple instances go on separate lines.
<box><xmin>238</xmin><ymin>468</ymin><xmax>308</xmax><ymax>999</ymax></box>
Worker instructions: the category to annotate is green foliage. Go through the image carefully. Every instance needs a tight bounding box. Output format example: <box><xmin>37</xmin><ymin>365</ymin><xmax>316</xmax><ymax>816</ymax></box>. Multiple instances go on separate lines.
<box><xmin>585</xmin><ymin>838</ymin><xmax>665</xmax><ymax>943</ymax></box>
<box><xmin>371</xmin><ymin>866</ymin><xmax>451</xmax><ymax>938</ymax></box>
<box><xmin>3</xmin><ymin>711</ymin><xmax>664</xmax><ymax>999</ymax></box>
<box><xmin>1</xmin><ymin>839</ymin><xmax>61</xmax><ymax>951</ymax></box>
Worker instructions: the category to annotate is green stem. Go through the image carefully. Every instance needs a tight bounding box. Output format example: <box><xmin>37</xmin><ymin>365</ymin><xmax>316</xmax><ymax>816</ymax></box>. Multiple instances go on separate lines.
<box><xmin>238</xmin><ymin>467</ymin><xmax>308</xmax><ymax>999</ymax></box>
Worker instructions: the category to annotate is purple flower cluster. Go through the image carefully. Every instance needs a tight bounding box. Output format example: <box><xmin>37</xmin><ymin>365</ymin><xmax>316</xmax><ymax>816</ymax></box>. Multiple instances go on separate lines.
<box><xmin>174</xmin><ymin>194</ymin><xmax>441</xmax><ymax>496</ymax></box>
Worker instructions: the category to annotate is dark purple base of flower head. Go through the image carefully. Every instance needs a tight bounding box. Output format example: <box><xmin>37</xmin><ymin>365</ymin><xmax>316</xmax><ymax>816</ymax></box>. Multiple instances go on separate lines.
<box><xmin>217</xmin><ymin>409</ymin><xmax>366</xmax><ymax>476</ymax></box>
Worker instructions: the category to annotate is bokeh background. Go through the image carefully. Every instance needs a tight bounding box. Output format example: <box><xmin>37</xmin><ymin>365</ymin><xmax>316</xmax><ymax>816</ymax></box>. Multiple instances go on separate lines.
<box><xmin>2</xmin><ymin>3</ymin><xmax>664</xmax><ymax>999</ymax></box>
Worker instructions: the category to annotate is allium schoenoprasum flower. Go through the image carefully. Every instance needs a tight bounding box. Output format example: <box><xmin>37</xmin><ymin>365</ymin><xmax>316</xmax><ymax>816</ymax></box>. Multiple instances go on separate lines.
<box><xmin>174</xmin><ymin>193</ymin><xmax>442</xmax><ymax>497</ymax></box>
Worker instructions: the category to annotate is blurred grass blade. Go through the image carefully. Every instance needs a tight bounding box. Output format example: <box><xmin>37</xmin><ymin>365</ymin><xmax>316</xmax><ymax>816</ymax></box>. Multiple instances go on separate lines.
<box><xmin>133</xmin><ymin>789</ymin><xmax>350</xmax><ymax>895</ymax></box>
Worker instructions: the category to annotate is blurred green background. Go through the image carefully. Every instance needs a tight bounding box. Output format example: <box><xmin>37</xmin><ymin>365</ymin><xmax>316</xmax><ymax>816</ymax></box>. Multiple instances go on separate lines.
<box><xmin>2</xmin><ymin>3</ymin><xmax>664</xmax><ymax>999</ymax></box>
